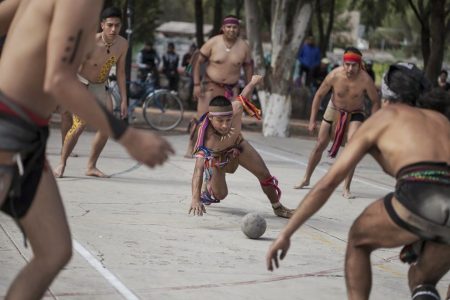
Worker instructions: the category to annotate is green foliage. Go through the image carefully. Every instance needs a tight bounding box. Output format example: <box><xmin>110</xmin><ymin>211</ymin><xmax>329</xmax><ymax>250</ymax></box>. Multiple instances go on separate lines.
<box><xmin>107</xmin><ymin>0</ymin><xmax>160</xmax><ymax>44</ymax></box>
<box><xmin>349</xmin><ymin>0</ymin><xmax>400</xmax><ymax>31</ymax></box>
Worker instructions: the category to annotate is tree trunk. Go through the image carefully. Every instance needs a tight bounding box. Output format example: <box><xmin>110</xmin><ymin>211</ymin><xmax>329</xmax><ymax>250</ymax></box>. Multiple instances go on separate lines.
<box><xmin>424</xmin><ymin>0</ymin><xmax>446</xmax><ymax>83</ymax></box>
<box><xmin>244</xmin><ymin>0</ymin><xmax>265</xmax><ymax>77</ymax></box>
<box><xmin>264</xmin><ymin>0</ymin><xmax>313</xmax><ymax>137</ymax></box>
<box><xmin>235</xmin><ymin>0</ymin><xmax>244</xmax><ymax>19</ymax></box>
<box><xmin>316</xmin><ymin>0</ymin><xmax>335</xmax><ymax>57</ymax></box>
<box><xmin>195</xmin><ymin>0</ymin><xmax>204</xmax><ymax>48</ymax></box>
<box><xmin>210</xmin><ymin>0</ymin><xmax>223</xmax><ymax>37</ymax></box>
<box><xmin>409</xmin><ymin>0</ymin><xmax>431</xmax><ymax>69</ymax></box>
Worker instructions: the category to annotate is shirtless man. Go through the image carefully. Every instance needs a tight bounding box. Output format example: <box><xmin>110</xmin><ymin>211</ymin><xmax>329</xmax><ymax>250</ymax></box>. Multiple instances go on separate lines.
<box><xmin>53</xmin><ymin>6</ymin><xmax>128</xmax><ymax>178</ymax></box>
<box><xmin>185</xmin><ymin>15</ymin><xmax>253</xmax><ymax>157</ymax></box>
<box><xmin>0</xmin><ymin>0</ymin><xmax>173</xmax><ymax>298</ymax></box>
<box><xmin>294</xmin><ymin>47</ymin><xmax>380</xmax><ymax>199</ymax></box>
<box><xmin>189</xmin><ymin>75</ymin><xmax>294</xmax><ymax>218</ymax></box>
<box><xmin>267</xmin><ymin>63</ymin><xmax>450</xmax><ymax>300</ymax></box>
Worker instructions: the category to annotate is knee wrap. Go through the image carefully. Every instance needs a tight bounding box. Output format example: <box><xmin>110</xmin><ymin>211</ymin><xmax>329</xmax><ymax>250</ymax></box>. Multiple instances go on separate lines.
<box><xmin>412</xmin><ymin>284</ymin><xmax>441</xmax><ymax>300</ymax></box>
<box><xmin>260</xmin><ymin>176</ymin><xmax>281</xmax><ymax>202</ymax></box>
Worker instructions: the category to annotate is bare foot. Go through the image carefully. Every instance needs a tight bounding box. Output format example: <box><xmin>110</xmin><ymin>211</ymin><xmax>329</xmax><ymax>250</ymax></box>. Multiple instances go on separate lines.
<box><xmin>85</xmin><ymin>167</ymin><xmax>110</xmax><ymax>178</ymax></box>
<box><xmin>293</xmin><ymin>179</ymin><xmax>309</xmax><ymax>189</ymax></box>
<box><xmin>342</xmin><ymin>190</ymin><xmax>355</xmax><ymax>199</ymax></box>
<box><xmin>53</xmin><ymin>164</ymin><xmax>65</xmax><ymax>178</ymax></box>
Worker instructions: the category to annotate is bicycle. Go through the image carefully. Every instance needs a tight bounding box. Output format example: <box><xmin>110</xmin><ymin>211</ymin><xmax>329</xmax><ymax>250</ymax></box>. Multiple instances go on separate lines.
<box><xmin>109</xmin><ymin>73</ymin><xmax>184</xmax><ymax>131</ymax></box>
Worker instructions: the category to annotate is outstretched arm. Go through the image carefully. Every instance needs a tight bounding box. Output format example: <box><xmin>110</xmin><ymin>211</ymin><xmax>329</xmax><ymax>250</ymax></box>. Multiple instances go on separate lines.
<box><xmin>266</xmin><ymin>110</ymin><xmax>387</xmax><ymax>271</ymax></box>
<box><xmin>190</xmin><ymin>157</ymin><xmax>206</xmax><ymax>216</ymax></box>
<box><xmin>240</xmin><ymin>74</ymin><xmax>263</xmax><ymax>100</ymax></box>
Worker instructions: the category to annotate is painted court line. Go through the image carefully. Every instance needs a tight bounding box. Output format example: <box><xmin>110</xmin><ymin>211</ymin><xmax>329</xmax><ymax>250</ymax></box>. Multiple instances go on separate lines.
<box><xmin>73</xmin><ymin>240</ymin><xmax>139</xmax><ymax>300</ymax></box>
<box><xmin>255</xmin><ymin>147</ymin><xmax>393</xmax><ymax>192</ymax></box>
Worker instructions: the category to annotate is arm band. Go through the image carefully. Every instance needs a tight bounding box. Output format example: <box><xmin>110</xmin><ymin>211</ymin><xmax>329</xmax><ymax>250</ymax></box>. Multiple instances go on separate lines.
<box><xmin>98</xmin><ymin>101</ymin><xmax>128</xmax><ymax>140</ymax></box>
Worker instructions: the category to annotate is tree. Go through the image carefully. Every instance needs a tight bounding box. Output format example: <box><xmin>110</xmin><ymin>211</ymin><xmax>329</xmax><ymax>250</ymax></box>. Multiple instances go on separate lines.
<box><xmin>107</xmin><ymin>0</ymin><xmax>160</xmax><ymax>44</ymax></box>
<box><xmin>315</xmin><ymin>0</ymin><xmax>335</xmax><ymax>57</ymax></box>
<box><xmin>408</xmin><ymin>0</ymin><xmax>449</xmax><ymax>83</ymax></box>
<box><xmin>234</xmin><ymin>0</ymin><xmax>244</xmax><ymax>19</ymax></box>
<box><xmin>195</xmin><ymin>0</ymin><xmax>205</xmax><ymax>48</ymax></box>
<box><xmin>245</xmin><ymin>0</ymin><xmax>314</xmax><ymax>137</ymax></box>
<box><xmin>352</xmin><ymin>0</ymin><xmax>449</xmax><ymax>83</ymax></box>
<box><xmin>210</xmin><ymin>0</ymin><xmax>223</xmax><ymax>37</ymax></box>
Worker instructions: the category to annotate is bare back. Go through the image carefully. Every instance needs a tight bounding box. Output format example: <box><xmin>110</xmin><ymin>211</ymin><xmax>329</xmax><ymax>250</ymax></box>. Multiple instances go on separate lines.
<box><xmin>80</xmin><ymin>33</ymin><xmax>128</xmax><ymax>83</ymax></box>
<box><xmin>0</xmin><ymin>0</ymin><xmax>100</xmax><ymax>118</ymax></box>
<box><xmin>372</xmin><ymin>105</ymin><xmax>450</xmax><ymax>176</ymax></box>
<box><xmin>201</xmin><ymin>35</ymin><xmax>250</xmax><ymax>85</ymax></box>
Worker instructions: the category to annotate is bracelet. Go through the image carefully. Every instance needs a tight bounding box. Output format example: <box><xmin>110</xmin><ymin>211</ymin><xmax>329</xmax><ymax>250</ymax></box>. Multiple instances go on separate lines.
<box><xmin>194</xmin><ymin>83</ymin><xmax>200</xmax><ymax>86</ymax></box>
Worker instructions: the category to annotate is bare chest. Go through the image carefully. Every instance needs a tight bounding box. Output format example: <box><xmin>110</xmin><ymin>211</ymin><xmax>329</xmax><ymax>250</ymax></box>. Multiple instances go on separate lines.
<box><xmin>204</xmin><ymin>129</ymin><xmax>240</xmax><ymax>152</ymax></box>
<box><xmin>81</xmin><ymin>44</ymin><xmax>121</xmax><ymax>82</ymax></box>
<box><xmin>209</xmin><ymin>45</ymin><xmax>246</xmax><ymax>67</ymax></box>
<box><xmin>332</xmin><ymin>81</ymin><xmax>366</xmax><ymax>108</ymax></box>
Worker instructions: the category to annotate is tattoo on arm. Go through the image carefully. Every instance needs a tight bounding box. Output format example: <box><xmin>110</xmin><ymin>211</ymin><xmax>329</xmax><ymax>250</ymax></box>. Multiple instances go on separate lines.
<box><xmin>97</xmin><ymin>100</ymin><xmax>128</xmax><ymax>140</ymax></box>
<box><xmin>61</xmin><ymin>30</ymin><xmax>83</xmax><ymax>64</ymax></box>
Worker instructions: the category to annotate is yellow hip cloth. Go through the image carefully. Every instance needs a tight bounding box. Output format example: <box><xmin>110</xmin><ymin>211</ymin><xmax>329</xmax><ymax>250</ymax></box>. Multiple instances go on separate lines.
<box><xmin>64</xmin><ymin>81</ymin><xmax>110</xmax><ymax>141</ymax></box>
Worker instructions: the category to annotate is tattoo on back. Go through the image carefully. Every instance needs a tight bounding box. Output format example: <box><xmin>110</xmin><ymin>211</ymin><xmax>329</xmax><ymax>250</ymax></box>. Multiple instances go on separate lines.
<box><xmin>62</xmin><ymin>30</ymin><xmax>83</xmax><ymax>64</ymax></box>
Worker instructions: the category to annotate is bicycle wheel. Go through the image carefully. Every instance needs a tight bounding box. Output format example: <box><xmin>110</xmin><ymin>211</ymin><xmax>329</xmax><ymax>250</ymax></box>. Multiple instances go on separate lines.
<box><xmin>142</xmin><ymin>90</ymin><xmax>184</xmax><ymax>131</ymax></box>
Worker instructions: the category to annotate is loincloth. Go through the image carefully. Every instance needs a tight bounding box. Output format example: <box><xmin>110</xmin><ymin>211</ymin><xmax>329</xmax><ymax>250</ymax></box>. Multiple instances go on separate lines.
<box><xmin>384</xmin><ymin>161</ymin><xmax>450</xmax><ymax>244</ymax></box>
<box><xmin>323</xmin><ymin>104</ymin><xmax>365</xmax><ymax>158</ymax></box>
<box><xmin>0</xmin><ymin>90</ymin><xmax>49</xmax><ymax>219</ymax></box>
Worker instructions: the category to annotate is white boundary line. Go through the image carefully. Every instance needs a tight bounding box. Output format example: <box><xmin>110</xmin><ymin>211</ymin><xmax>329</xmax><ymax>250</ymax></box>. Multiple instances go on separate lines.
<box><xmin>71</xmin><ymin>141</ymin><xmax>390</xmax><ymax>300</ymax></box>
<box><xmin>255</xmin><ymin>147</ymin><xmax>393</xmax><ymax>192</ymax></box>
<box><xmin>73</xmin><ymin>240</ymin><xmax>139</xmax><ymax>300</ymax></box>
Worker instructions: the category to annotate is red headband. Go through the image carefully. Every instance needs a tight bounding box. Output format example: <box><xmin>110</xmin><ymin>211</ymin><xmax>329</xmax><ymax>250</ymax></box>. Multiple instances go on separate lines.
<box><xmin>222</xmin><ymin>17</ymin><xmax>239</xmax><ymax>26</ymax></box>
<box><xmin>343</xmin><ymin>52</ymin><xmax>362</xmax><ymax>64</ymax></box>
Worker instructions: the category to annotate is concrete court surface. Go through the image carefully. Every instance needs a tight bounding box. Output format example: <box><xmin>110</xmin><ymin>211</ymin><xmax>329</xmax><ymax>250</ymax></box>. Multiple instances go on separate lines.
<box><xmin>1</xmin><ymin>126</ymin><xmax>449</xmax><ymax>300</ymax></box>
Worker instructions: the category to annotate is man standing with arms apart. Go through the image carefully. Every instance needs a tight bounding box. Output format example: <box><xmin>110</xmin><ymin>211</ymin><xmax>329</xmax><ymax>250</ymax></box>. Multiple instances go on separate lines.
<box><xmin>185</xmin><ymin>15</ymin><xmax>253</xmax><ymax>157</ymax></box>
<box><xmin>267</xmin><ymin>63</ymin><xmax>450</xmax><ymax>300</ymax></box>
<box><xmin>54</xmin><ymin>6</ymin><xmax>129</xmax><ymax>178</ymax></box>
<box><xmin>0</xmin><ymin>0</ymin><xmax>173</xmax><ymax>298</ymax></box>
<box><xmin>294</xmin><ymin>47</ymin><xmax>380</xmax><ymax>199</ymax></box>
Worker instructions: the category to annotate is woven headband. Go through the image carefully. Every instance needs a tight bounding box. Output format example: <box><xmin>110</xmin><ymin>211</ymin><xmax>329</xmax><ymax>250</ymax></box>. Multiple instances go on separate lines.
<box><xmin>209</xmin><ymin>105</ymin><xmax>233</xmax><ymax>116</ymax></box>
<box><xmin>222</xmin><ymin>17</ymin><xmax>239</xmax><ymax>26</ymax></box>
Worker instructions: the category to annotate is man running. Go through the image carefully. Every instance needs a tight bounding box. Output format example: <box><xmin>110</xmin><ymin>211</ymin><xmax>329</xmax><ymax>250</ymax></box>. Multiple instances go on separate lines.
<box><xmin>189</xmin><ymin>75</ymin><xmax>294</xmax><ymax>218</ymax></box>
<box><xmin>185</xmin><ymin>15</ymin><xmax>253</xmax><ymax>158</ymax></box>
<box><xmin>54</xmin><ymin>6</ymin><xmax>129</xmax><ymax>178</ymax></box>
<box><xmin>267</xmin><ymin>62</ymin><xmax>450</xmax><ymax>300</ymax></box>
<box><xmin>294</xmin><ymin>47</ymin><xmax>380</xmax><ymax>198</ymax></box>
<box><xmin>0</xmin><ymin>0</ymin><xmax>173</xmax><ymax>298</ymax></box>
